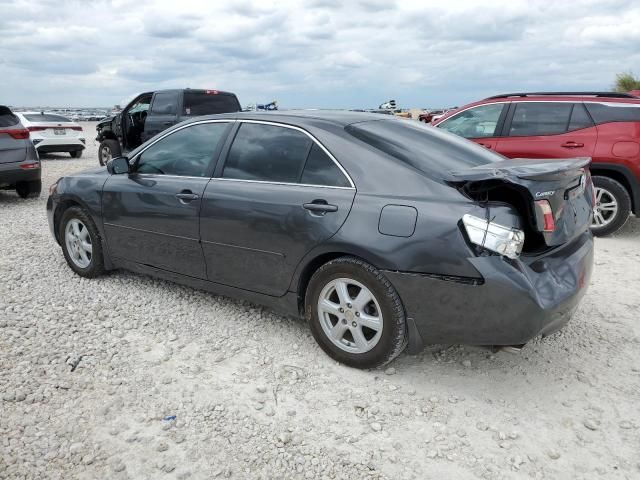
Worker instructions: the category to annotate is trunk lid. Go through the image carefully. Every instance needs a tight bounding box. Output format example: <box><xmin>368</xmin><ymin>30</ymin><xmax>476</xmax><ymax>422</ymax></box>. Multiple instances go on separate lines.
<box><xmin>0</xmin><ymin>107</ymin><xmax>27</xmax><ymax>164</ymax></box>
<box><xmin>449</xmin><ymin>157</ymin><xmax>594</xmax><ymax>248</ymax></box>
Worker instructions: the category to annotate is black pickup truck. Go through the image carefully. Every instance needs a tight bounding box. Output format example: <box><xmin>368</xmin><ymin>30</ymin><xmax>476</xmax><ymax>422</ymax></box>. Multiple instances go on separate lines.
<box><xmin>96</xmin><ymin>89</ymin><xmax>241</xmax><ymax>165</ymax></box>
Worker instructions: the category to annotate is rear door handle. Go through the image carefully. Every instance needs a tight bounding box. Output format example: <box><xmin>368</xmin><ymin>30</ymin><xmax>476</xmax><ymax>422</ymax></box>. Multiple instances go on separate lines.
<box><xmin>175</xmin><ymin>190</ymin><xmax>199</xmax><ymax>203</ymax></box>
<box><xmin>561</xmin><ymin>141</ymin><xmax>584</xmax><ymax>148</ymax></box>
<box><xmin>303</xmin><ymin>201</ymin><xmax>338</xmax><ymax>214</ymax></box>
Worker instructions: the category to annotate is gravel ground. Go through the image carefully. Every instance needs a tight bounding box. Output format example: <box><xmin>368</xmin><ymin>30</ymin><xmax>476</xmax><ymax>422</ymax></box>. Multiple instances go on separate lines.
<box><xmin>1</xmin><ymin>122</ymin><xmax>639</xmax><ymax>479</ymax></box>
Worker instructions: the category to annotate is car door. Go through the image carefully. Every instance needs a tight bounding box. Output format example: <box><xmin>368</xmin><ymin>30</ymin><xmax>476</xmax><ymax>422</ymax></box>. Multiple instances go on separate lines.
<box><xmin>199</xmin><ymin>121</ymin><xmax>356</xmax><ymax>296</ymax></box>
<box><xmin>495</xmin><ymin>102</ymin><xmax>597</xmax><ymax>159</ymax></box>
<box><xmin>102</xmin><ymin>121</ymin><xmax>232</xmax><ymax>278</ymax></box>
<box><xmin>142</xmin><ymin>91</ymin><xmax>180</xmax><ymax>143</ymax></box>
<box><xmin>435</xmin><ymin>103</ymin><xmax>508</xmax><ymax>151</ymax></box>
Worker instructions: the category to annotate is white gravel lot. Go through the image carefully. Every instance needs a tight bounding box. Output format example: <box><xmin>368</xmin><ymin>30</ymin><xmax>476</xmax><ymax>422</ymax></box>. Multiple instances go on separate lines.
<box><xmin>1</xmin><ymin>122</ymin><xmax>639</xmax><ymax>480</ymax></box>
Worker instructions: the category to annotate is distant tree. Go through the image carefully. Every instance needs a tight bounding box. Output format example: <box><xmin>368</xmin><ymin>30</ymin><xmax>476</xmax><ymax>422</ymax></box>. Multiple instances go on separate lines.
<box><xmin>613</xmin><ymin>72</ymin><xmax>640</xmax><ymax>92</ymax></box>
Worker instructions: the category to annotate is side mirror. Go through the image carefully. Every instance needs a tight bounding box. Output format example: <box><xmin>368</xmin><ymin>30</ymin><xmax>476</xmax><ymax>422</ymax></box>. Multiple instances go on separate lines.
<box><xmin>107</xmin><ymin>156</ymin><xmax>130</xmax><ymax>175</ymax></box>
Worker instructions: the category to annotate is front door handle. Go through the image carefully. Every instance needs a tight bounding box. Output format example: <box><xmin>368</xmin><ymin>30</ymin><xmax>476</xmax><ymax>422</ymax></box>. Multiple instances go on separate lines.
<box><xmin>478</xmin><ymin>142</ymin><xmax>492</xmax><ymax>149</ymax></box>
<box><xmin>561</xmin><ymin>141</ymin><xmax>584</xmax><ymax>148</ymax></box>
<box><xmin>175</xmin><ymin>190</ymin><xmax>199</xmax><ymax>203</ymax></box>
<box><xmin>303</xmin><ymin>200</ymin><xmax>338</xmax><ymax>215</ymax></box>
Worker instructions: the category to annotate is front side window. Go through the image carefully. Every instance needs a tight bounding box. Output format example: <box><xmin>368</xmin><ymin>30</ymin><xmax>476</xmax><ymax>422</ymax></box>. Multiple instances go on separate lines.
<box><xmin>437</xmin><ymin>103</ymin><xmax>505</xmax><ymax>138</ymax></box>
<box><xmin>136</xmin><ymin>122</ymin><xmax>228</xmax><ymax>177</ymax></box>
<box><xmin>222</xmin><ymin>123</ymin><xmax>312</xmax><ymax>183</ymax></box>
<box><xmin>508</xmin><ymin>102</ymin><xmax>572</xmax><ymax>136</ymax></box>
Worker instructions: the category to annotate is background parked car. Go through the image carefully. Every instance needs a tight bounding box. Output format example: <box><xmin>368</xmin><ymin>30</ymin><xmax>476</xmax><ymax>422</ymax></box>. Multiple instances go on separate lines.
<box><xmin>95</xmin><ymin>88</ymin><xmax>241</xmax><ymax>165</ymax></box>
<box><xmin>434</xmin><ymin>92</ymin><xmax>640</xmax><ymax>236</ymax></box>
<box><xmin>0</xmin><ymin>106</ymin><xmax>41</xmax><ymax>198</ymax></box>
<box><xmin>16</xmin><ymin>112</ymin><xmax>85</xmax><ymax>158</ymax></box>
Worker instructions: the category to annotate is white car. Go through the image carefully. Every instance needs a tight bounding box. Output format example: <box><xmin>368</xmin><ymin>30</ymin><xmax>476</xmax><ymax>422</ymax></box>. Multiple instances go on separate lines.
<box><xmin>15</xmin><ymin>112</ymin><xmax>85</xmax><ymax>158</ymax></box>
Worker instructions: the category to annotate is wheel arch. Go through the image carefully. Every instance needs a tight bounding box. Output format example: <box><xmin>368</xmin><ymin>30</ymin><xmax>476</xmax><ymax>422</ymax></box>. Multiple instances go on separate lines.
<box><xmin>590</xmin><ymin>163</ymin><xmax>639</xmax><ymax>214</ymax></box>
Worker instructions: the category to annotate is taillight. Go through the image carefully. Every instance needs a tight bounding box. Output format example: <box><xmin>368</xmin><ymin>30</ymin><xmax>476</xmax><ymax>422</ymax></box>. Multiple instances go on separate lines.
<box><xmin>462</xmin><ymin>214</ymin><xmax>525</xmax><ymax>259</ymax></box>
<box><xmin>28</xmin><ymin>126</ymin><xmax>47</xmax><ymax>132</ymax></box>
<box><xmin>69</xmin><ymin>126</ymin><xmax>83</xmax><ymax>131</ymax></box>
<box><xmin>20</xmin><ymin>162</ymin><xmax>39</xmax><ymax>169</ymax></box>
<box><xmin>535</xmin><ymin>200</ymin><xmax>555</xmax><ymax>232</ymax></box>
<box><xmin>0</xmin><ymin>128</ymin><xmax>30</xmax><ymax>139</ymax></box>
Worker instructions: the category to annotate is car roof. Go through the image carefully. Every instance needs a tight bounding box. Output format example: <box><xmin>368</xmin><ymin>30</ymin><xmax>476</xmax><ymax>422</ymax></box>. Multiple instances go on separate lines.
<box><xmin>191</xmin><ymin>110</ymin><xmax>396</xmax><ymax>127</ymax></box>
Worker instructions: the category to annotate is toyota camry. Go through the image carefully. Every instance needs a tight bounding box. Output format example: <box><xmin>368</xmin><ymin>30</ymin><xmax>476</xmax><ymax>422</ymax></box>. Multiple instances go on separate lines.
<box><xmin>47</xmin><ymin>111</ymin><xmax>594</xmax><ymax>368</ymax></box>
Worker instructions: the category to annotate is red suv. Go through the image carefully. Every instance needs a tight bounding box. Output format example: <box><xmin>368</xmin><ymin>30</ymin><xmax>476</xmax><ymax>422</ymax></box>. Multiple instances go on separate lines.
<box><xmin>433</xmin><ymin>92</ymin><xmax>640</xmax><ymax>236</ymax></box>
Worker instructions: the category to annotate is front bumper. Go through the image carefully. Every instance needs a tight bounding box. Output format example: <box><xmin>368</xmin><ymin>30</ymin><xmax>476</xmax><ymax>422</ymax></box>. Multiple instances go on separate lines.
<box><xmin>386</xmin><ymin>231</ymin><xmax>594</xmax><ymax>348</ymax></box>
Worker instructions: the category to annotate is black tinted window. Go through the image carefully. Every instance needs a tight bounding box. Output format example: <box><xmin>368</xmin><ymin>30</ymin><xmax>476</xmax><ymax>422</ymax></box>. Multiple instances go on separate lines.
<box><xmin>300</xmin><ymin>143</ymin><xmax>350</xmax><ymax>187</ymax></box>
<box><xmin>150</xmin><ymin>93</ymin><xmax>177</xmax><ymax>115</ymax></box>
<box><xmin>137</xmin><ymin>122</ymin><xmax>228</xmax><ymax>177</ymax></box>
<box><xmin>346</xmin><ymin>119</ymin><xmax>500</xmax><ymax>180</ymax></box>
<box><xmin>223</xmin><ymin>123</ymin><xmax>312</xmax><ymax>183</ymax></box>
<box><xmin>23</xmin><ymin>113</ymin><xmax>71</xmax><ymax>122</ymax></box>
<box><xmin>585</xmin><ymin>103</ymin><xmax>640</xmax><ymax>124</ymax></box>
<box><xmin>183</xmin><ymin>92</ymin><xmax>240</xmax><ymax>116</ymax></box>
<box><xmin>0</xmin><ymin>106</ymin><xmax>19</xmax><ymax>127</ymax></box>
<box><xmin>509</xmin><ymin>103</ymin><xmax>572</xmax><ymax>136</ymax></box>
<box><xmin>568</xmin><ymin>104</ymin><xmax>594</xmax><ymax>131</ymax></box>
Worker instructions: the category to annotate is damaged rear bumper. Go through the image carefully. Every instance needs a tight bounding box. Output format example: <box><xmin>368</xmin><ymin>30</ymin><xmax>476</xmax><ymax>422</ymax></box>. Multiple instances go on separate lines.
<box><xmin>385</xmin><ymin>231</ymin><xmax>594</xmax><ymax>351</ymax></box>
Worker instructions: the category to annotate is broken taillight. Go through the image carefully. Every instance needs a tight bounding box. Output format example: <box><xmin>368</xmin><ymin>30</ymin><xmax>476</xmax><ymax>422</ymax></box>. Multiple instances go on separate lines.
<box><xmin>535</xmin><ymin>200</ymin><xmax>555</xmax><ymax>232</ymax></box>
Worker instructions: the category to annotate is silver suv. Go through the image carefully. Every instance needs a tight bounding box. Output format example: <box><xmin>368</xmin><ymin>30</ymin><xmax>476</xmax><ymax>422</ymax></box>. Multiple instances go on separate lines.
<box><xmin>0</xmin><ymin>106</ymin><xmax>41</xmax><ymax>198</ymax></box>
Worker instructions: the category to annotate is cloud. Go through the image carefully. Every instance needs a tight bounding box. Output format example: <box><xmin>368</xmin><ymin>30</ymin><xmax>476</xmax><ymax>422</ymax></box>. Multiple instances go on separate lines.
<box><xmin>0</xmin><ymin>0</ymin><xmax>639</xmax><ymax>109</ymax></box>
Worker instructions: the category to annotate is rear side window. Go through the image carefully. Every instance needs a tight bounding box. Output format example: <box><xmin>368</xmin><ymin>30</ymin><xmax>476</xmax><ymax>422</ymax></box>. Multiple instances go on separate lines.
<box><xmin>508</xmin><ymin>103</ymin><xmax>572</xmax><ymax>136</ymax></box>
<box><xmin>23</xmin><ymin>113</ymin><xmax>71</xmax><ymax>123</ymax></box>
<box><xmin>567</xmin><ymin>104</ymin><xmax>594</xmax><ymax>131</ymax></box>
<box><xmin>223</xmin><ymin>123</ymin><xmax>312</xmax><ymax>183</ymax></box>
<box><xmin>183</xmin><ymin>92</ymin><xmax>241</xmax><ymax>116</ymax></box>
<box><xmin>0</xmin><ymin>106</ymin><xmax>19</xmax><ymax>127</ymax></box>
<box><xmin>585</xmin><ymin>103</ymin><xmax>640</xmax><ymax>124</ymax></box>
<box><xmin>300</xmin><ymin>143</ymin><xmax>351</xmax><ymax>187</ymax></box>
<box><xmin>150</xmin><ymin>93</ymin><xmax>177</xmax><ymax>115</ymax></box>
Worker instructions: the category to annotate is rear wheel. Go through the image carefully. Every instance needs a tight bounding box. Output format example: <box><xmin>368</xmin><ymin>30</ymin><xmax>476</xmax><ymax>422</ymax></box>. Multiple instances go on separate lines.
<box><xmin>98</xmin><ymin>139</ymin><xmax>121</xmax><ymax>166</ymax></box>
<box><xmin>305</xmin><ymin>256</ymin><xmax>407</xmax><ymax>369</ymax></box>
<box><xmin>70</xmin><ymin>150</ymin><xmax>83</xmax><ymax>158</ymax></box>
<box><xmin>59</xmin><ymin>206</ymin><xmax>105</xmax><ymax>278</ymax></box>
<box><xmin>15</xmin><ymin>179</ymin><xmax>41</xmax><ymax>198</ymax></box>
<box><xmin>590</xmin><ymin>176</ymin><xmax>631</xmax><ymax>237</ymax></box>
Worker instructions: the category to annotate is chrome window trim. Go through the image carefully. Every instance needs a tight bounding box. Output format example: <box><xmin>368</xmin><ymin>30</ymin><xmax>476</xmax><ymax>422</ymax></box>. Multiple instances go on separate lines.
<box><xmin>129</xmin><ymin>118</ymin><xmax>356</xmax><ymax>189</ymax></box>
<box><xmin>209</xmin><ymin>177</ymin><xmax>355</xmax><ymax>190</ymax></box>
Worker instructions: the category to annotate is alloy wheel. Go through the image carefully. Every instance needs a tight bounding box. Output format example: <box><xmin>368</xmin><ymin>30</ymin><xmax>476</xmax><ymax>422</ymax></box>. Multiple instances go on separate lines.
<box><xmin>592</xmin><ymin>187</ymin><xmax>618</xmax><ymax>228</ymax></box>
<box><xmin>317</xmin><ymin>278</ymin><xmax>383</xmax><ymax>354</ymax></box>
<box><xmin>65</xmin><ymin>218</ymin><xmax>92</xmax><ymax>268</ymax></box>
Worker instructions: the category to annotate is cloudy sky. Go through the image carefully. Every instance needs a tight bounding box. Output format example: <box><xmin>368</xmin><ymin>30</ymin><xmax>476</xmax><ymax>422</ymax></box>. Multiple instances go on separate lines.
<box><xmin>1</xmin><ymin>0</ymin><xmax>639</xmax><ymax>109</ymax></box>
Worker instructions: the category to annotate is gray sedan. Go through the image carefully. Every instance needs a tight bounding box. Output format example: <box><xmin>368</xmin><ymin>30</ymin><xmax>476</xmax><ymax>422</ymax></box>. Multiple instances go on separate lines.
<box><xmin>47</xmin><ymin>111</ymin><xmax>594</xmax><ymax>368</ymax></box>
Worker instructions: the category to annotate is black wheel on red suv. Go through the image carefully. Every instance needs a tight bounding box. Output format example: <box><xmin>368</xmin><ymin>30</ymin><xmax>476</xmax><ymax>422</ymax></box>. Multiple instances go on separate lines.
<box><xmin>590</xmin><ymin>176</ymin><xmax>631</xmax><ymax>237</ymax></box>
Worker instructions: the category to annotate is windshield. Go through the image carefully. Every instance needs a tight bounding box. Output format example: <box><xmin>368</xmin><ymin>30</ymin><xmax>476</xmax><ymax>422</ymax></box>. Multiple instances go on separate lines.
<box><xmin>345</xmin><ymin>119</ymin><xmax>502</xmax><ymax>180</ymax></box>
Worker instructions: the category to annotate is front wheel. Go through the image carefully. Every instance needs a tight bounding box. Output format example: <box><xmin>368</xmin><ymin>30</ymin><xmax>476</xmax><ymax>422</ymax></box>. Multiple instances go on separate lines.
<box><xmin>590</xmin><ymin>176</ymin><xmax>631</xmax><ymax>237</ymax></box>
<box><xmin>59</xmin><ymin>206</ymin><xmax>105</xmax><ymax>278</ymax></box>
<box><xmin>305</xmin><ymin>256</ymin><xmax>407</xmax><ymax>369</ymax></box>
<box><xmin>98</xmin><ymin>139</ymin><xmax>121</xmax><ymax>166</ymax></box>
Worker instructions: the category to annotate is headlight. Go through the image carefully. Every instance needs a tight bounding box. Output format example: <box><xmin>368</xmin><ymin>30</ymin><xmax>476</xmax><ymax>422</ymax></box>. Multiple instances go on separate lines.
<box><xmin>462</xmin><ymin>214</ymin><xmax>525</xmax><ymax>259</ymax></box>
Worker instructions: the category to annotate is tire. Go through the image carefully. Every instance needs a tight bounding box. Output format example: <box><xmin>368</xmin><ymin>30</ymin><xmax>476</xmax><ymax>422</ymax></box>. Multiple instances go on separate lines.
<box><xmin>70</xmin><ymin>150</ymin><xmax>83</xmax><ymax>158</ymax></box>
<box><xmin>59</xmin><ymin>206</ymin><xmax>105</xmax><ymax>278</ymax></box>
<box><xmin>15</xmin><ymin>179</ymin><xmax>41</xmax><ymax>199</ymax></box>
<box><xmin>590</xmin><ymin>176</ymin><xmax>631</xmax><ymax>237</ymax></box>
<box><xmin>305</xmin><ymin>256</ymin><xmax>407</xmax><ymax>369</ymax></box>
<box><xmin>98</xmin><ymin>139</ymin><xmax>121</xmax><ymax>166</ymax></box>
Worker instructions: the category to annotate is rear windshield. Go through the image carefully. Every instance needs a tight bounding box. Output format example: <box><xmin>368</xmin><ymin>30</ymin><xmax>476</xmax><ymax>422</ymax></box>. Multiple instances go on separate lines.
<box><xmin>183</xmin><ymin>92</ymin><xmax>241</xmax><ymax>116</ymax></box>
<box><xmin>23</xmin><ymin>113</ymin><xmax>72</xmax><ymax>122</ymax></box>
<box><xmin>345</xmin><ymin>119</ymin><xmax>501</xmax><ymax>179</ymax></box>
<box><xmin>585</xmin><ymin>103</ymin><xmax>640</xmax><ymax>124</ymax></box>
<box><xmin>0</xmin><ymin>106</ymin><xmax>19</xmax><ymax>127</ymax></box>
